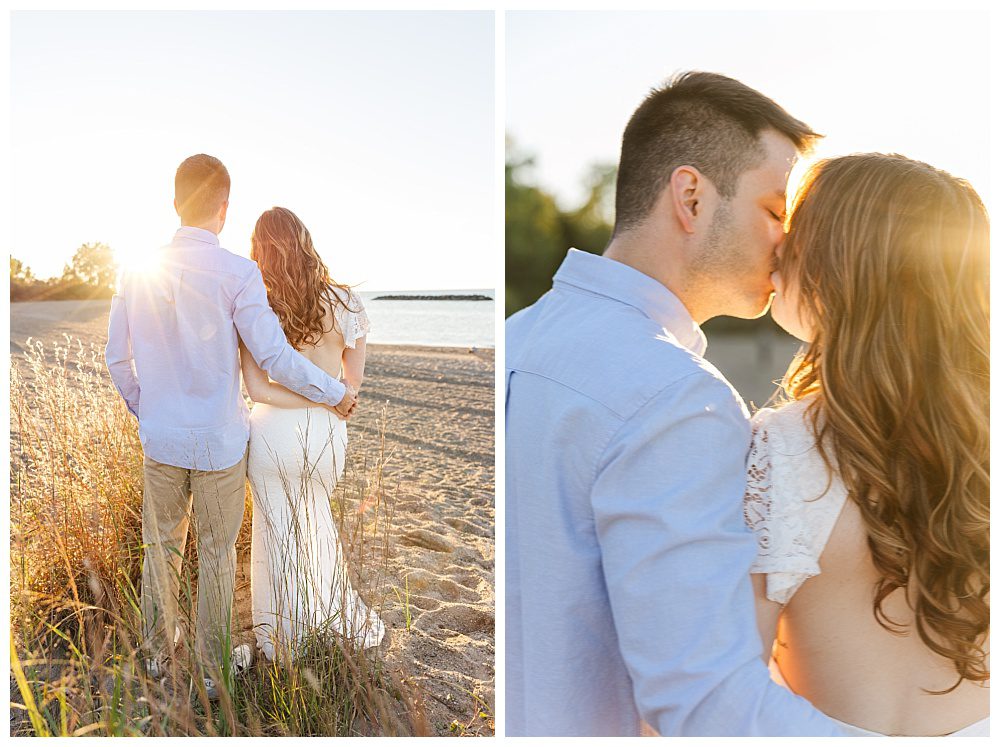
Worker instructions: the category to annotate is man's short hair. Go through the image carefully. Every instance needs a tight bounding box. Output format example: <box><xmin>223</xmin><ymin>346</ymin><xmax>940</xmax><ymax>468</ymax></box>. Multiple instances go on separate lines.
<box><xmin>175</xmin><ymin>154</ymin><xmax>230</xmax><ymax>224</ymax></box>
<box><xmin>614</xmin><ymin>71</ymin><xmax>820</xmax><ymax>235</ymax></box>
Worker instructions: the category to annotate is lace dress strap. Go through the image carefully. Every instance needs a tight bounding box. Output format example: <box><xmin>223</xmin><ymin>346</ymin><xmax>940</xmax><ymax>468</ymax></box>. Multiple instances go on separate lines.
<box><xmin>331</xmin><ymin>287</ymin><xmax>371</xmax><ymax>349</ymax></box>
<box><xmin>743</xmin><ymin>400</ymin><xmax>848</xmax><ymax>605</ymax></box>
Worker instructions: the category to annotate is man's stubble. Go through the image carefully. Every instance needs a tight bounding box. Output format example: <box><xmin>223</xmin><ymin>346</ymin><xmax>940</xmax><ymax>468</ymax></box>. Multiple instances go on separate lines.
<box><xmin>688</xmin><ymin>198</ymin><xmax>772</xmax><ymax>320</ymax></box>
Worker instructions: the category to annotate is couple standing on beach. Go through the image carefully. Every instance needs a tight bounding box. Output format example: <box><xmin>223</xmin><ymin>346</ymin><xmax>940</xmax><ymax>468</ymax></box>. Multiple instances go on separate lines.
<box><xmin>506</xmin><ymin>72</ymin><xmax>989</xmax><ymax>736</ymax></box>
<box><xmin>105</xmin><ymin>155</ymin><xmax>384</xmax><ymax>699</ymax></box>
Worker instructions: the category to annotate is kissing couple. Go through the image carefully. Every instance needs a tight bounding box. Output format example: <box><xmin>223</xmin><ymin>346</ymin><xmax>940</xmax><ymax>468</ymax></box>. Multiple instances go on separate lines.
<box><xmin>506</xmin><ymin>72</ymin><xmax>989</xmax><ymax>736</ymax></box>
<box><xmin>106</xmin><ymin>155</ymin><xmax>385</xmax><ymax>699</ymax></box>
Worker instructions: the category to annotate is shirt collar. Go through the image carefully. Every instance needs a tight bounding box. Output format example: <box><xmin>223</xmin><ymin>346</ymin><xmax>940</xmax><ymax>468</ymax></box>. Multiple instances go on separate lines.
<box><xmin>553</xmin><ymin>248</ymin><xmax>707</xmax><ymax>356</ymax></box>
<box><xmin>173</xmin><ymin>226</ymin><xmax>221</xmax><ymax>247</ymax></box>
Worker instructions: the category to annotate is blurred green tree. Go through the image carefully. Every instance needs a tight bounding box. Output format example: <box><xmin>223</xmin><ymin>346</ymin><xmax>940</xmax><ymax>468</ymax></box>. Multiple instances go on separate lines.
<box><xmin>561</xmin><ymin>163</ymin><xmax>616</xmax><ymax>255</ymax></box>
<box><xmin>504</xmin><ymin>140</ymin><xmax>780</xmax><ymax>338</ymax></box>
<box><xmin>505</xmin><ymin>138</ymin><xmax>615</xmax><ymax>317</ymax></box>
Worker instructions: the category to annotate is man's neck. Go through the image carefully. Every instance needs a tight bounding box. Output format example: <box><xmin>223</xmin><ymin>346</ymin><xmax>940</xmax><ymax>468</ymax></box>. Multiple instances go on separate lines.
<box><xmin>180</xmin><ymin>222</ymin><xmax>221</xmax><ymax>236</ymax></box>
<box><xmin>603</xmin><ymin>232</ymin><xmax>708</xmax><ymax>324</ymax></box>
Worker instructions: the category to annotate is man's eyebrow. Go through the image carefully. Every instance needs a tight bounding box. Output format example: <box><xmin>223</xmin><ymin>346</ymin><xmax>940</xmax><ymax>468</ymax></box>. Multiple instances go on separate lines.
<box><xmin>772</xmin><ymin>189</ymin><xmax>787</xmax><ymax>200</ymax></box>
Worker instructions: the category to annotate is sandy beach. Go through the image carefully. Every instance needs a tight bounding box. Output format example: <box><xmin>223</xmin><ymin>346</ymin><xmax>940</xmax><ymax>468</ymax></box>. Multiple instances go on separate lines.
<box><xmin>10</xmin><ymin>299</ymin><xmax>495</xmax><ymax>736</ymax></box>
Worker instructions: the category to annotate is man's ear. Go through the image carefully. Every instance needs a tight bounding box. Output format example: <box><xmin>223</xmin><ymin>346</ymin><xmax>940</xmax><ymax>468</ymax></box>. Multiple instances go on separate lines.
<box><xmin>219</xmin><ymin>199</ymin><xmax>229</xmax><ymax>221</ymax></box>
<box><xmin>174</xmin><ymin>197</ymin><xmax>181</xmax><ymax>218</ymax></box>
<box><xmin>669</xmin><ymin>166</ymin><xmax>702</xmax><ymax>234</ymax></box>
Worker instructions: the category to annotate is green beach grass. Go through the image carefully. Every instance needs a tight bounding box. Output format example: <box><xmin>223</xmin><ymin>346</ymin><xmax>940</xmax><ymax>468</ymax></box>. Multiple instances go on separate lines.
<box><xmin>10</xmin><ymin>336</ymin><xmax>425</xmax><ymax>736</ymax></box>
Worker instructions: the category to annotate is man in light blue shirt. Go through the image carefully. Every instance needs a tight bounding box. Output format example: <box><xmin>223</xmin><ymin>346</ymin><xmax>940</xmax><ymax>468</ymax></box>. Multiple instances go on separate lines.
<box><xmin>506</xmin><ymin>73</ymin><xmax>844</xmax><ymax>736</ymax></box>
<box><xmin>106</xmin><ymin>154</ymin><xmax>356</xmax><ymax>686</ymax></box>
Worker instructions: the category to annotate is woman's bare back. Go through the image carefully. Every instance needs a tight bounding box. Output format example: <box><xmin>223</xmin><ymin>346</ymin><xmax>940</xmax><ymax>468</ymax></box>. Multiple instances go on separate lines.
<box><xmin>295</xmin><ymin>302</ymin><xmax>347</xmax><ymax>378</ymax></box>
<box><xmin>776</xmin><ymin>498</ymin><xmax>988</xmax><ymax>735</ymax></box>
<box><xmin>746</xmin><ymin>399</ymin><xmax>989</xmax><ymax>736</ymax></box>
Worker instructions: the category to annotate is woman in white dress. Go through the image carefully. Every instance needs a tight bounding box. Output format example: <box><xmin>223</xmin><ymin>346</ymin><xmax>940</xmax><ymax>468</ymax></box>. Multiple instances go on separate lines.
<box><xmin>744</xmin><ymin>154</ymin><xmax>989</xmax><ymax>736</ymax></box>
<box><xmin>239</xmin><ymin>206</ymin><xmax>385</xmax><ymax>664</ymax></box>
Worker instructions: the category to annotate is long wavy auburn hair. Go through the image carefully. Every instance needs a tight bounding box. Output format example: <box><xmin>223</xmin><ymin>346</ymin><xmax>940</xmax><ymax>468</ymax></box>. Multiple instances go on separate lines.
<box><xmin>778</xmin><ymin>154</ymin><xmax>989</xmax><ymax>692</ymax></box>
<box><xmin>251</xmin><ymin>207</ymin><xmax>358</xmax><ymax>349</ymax></box>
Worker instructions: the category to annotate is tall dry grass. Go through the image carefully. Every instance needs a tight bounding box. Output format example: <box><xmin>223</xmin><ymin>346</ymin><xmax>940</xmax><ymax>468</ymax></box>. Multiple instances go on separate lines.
<box><xmin>10</xmin><ymin>335</ymin><xmax>424</xmax><ymax>736</ymax></box>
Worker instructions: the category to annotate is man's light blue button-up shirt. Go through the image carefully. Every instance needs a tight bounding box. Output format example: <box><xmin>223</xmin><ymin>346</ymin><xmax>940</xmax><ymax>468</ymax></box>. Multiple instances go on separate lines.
<box><xmin>505</xmin><ymin>249</ymin><xmax>842</xmax><ymax>736</ymax></box>
<box><xmin>105</xmin><ymin>226</ymin><xmax>347</xmax><ymax>471</ymax></box>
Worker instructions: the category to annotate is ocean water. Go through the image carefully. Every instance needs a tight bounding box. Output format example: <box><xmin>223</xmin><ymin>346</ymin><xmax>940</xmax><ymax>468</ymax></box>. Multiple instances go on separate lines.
<box><xmin>357</xmin><ymin>289</ymin><xmax>495</xmax><ymax>348</ymax></box>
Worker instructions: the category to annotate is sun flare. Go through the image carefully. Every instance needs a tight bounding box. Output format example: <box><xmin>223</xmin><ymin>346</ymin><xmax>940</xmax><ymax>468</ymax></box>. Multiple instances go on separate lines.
<box><xmin>116</xmin><ymin>247</ymin><xmax>163</xmax><ymax>277</ymax></box>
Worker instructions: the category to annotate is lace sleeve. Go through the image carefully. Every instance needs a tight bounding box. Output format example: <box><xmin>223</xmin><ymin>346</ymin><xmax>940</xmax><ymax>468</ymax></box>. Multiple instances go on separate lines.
<box><xmin>333</xmin><ymin>289</ymin><xmax>371</xmax><ymax>349</ymax></box>
<box><xmin>743</xmin><ymin>408</ymin><xmax>822</xmax><ymax>606</ymax></box>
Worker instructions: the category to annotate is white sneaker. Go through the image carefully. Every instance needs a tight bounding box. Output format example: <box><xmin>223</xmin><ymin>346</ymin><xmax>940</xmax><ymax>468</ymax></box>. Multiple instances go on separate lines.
<box><xmin>202</xmin><ymin>676</ymin><xmax>221</xmax><ymax>701</ymax></box>
<box><xmin>232</xmin><ymin>643</ymin><xmax>253</xmax><ymax>676</ymax></box>
<box><xmin>144</xmin><ymin>657</ymin><xmax>164</xmax><ymax>679</ymax></box>
<box><xmin>202</xmin><ymin>645</ymin><xmax>253</xmax><ymax>701</ymax></box>
<box><xmin>143</xmin><ymin>626</ymin><xmax>181</xmax><ymax>680</ymax></box>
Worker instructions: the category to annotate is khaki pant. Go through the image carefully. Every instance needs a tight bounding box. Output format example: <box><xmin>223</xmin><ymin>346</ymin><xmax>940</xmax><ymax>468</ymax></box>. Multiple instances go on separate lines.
<box><xmin>139</xmin><ymin>449</ymin><xmax>247</xmax><ymax>667</ymax></box>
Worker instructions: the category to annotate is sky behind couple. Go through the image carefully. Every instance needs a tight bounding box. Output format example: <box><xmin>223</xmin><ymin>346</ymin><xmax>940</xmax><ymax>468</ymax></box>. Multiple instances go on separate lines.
<box><xmin>505</xmin><ymin>72</ymin><xmax>989</xmax><ymax>737</ymax></box>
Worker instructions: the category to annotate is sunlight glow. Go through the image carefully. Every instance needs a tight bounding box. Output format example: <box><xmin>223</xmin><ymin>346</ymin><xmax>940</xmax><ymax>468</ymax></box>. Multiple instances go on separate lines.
<box><xmin>116</xmin><ymin>246</ymin><xmax>163</xmax><ymax>278</ymax></box>
<box><xmin>12</xmin><ymin>12</ymin><xmax>494</xmax><ymax>292</ymax></box>
<box><xmin>785</xmin><ymin>154</ymin><xmax>819</xmax><ymax>218</ymax></box>
<box><xmin>507</xmin><ymin>11</ymin><xmax>989</xmax><ymax>214</ymax></box>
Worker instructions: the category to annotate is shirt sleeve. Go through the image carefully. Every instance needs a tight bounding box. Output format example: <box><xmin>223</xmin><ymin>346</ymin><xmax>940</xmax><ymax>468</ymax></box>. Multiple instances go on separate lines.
<box><xmin>745</xmin><ymin>410</ymin><xmax>821</xmax><ymax>605</ymax></box>
<box><xmin>334</xmin><ymin>289</ymin><xmax>371</xmax><ymax>349</ymax></box>
<box><xmin>745</xmin><ymin>407</ymin><xmax>842</xmax><ymax>606</ymax></box>
<box><xmin>232</xmin><ymin>266</ymin><xmax>346</xmax><ymax>406</ymax></box>
<box><xmin>591</xmin><ymin>372</ymin><xmax>844</xmax><ymax>736</ymax></box>
<box><xmin>105</xmin><ymin>286</ymin><xmax>140</xmax><ymax>418</ymax></box>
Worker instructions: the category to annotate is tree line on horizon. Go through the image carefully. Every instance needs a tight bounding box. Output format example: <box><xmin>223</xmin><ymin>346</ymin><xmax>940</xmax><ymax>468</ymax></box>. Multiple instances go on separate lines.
<box><xmin>10</xmin><ymin>242</ymin><xmax>117</xmax><ymax>302</ymax></box>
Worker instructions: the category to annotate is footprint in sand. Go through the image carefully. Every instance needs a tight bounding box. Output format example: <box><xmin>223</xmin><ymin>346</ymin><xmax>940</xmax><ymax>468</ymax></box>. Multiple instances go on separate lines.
<box><xmin>450</xmin><ymin>546</ymin><xmax>491</xmax><ymax>570</ymax></box>
<box><xmin>446</xmin><ymin>568</ymin><xmax>486</xmax><ymax>590</ymax></box>
<box><xmin>414</xmin><ymin>603</ymin><xmax>494</xmax><ymax>638</ymax></box>
<box><xmin>399</xmin><ymin>529</ymin><xmax>454</xmax><ymax>553</ymax></box>
<box><xmin>444</xmin><ymin>516</ymin><xmax>490</xmax><ymax>538</ymax></box>
<box><xmin>435</xmin><ymin>579</ymin><xmax>478</xmax><ymax>603</ymax></box>
<box><xmin>401</xmin><ymin>568</ymin><xmax>438</xmax><ymax>593</ymax></box>
<box><xmin>406</xmin><ymin>594</ymin><xmax>441</xmax><ymax>612</ymax></box>
<box><xmin>402</xmin><ymin>569</ymin><xmax>477</xmax><ymax>604</ymax></box>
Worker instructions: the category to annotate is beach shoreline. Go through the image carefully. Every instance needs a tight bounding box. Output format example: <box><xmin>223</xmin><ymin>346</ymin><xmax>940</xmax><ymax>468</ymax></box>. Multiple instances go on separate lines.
<box><xmin>368</xmin><ymin>343</ymin><xmax>495</xmax><ymax>355</ymax></box>
<box><xmin>9</xmin><ymin>300</ymin><xmax>494</xmax><ymax>356</ymax></box>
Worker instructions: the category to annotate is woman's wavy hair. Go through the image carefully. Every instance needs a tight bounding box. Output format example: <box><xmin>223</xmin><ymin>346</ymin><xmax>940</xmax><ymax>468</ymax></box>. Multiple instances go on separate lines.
<box><xmin>778</xmin><ymin>153</ymin><xmax>989</xmax><ymax>692</ymax></box>
<box><xmin>250</xmin><ymin>207</ymin><xmax>359</xmax><ymax>349</ymax></box>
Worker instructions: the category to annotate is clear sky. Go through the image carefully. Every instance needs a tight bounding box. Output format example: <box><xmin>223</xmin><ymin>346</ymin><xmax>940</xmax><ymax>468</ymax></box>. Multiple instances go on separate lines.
<box><xmin>507</xmin><ymin>10</ymin><xmax>990</xmax><ymax>213</ymax></box>
<box><xmin>12</xmin><ymin>11</ymin><xmax>494</xmax><ymax>291</ymax></box>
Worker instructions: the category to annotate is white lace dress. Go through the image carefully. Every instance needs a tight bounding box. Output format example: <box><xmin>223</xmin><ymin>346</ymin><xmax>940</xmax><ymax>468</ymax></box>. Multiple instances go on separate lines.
<box><xmin>248</xmin><ymin>291</ymin><xmax>385</xmax><ymax>662</ymax></box>
<box><xmin>743</xmin><ymin>397</ymin><xmax>989</xmax><ymax>738</ymax></box>
<box><xmin>744</xmin><ymin>397</ymin><xmax>847</xmax><ymax>606</ymax></box>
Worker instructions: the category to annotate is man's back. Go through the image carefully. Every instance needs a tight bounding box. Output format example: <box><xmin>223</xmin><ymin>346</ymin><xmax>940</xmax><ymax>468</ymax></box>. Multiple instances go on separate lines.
<box><xmin>107</xmin><ymin>226</ymin><xmax>346</xmax><ymax>472</ymax></box>
<box><xmin>113</xmin><ymin>229</ymin><xmax>258</xmax><ymax>470</ymax></box>
<box><xmin>505</xmin><ymin>249</ymin><xmax>843</xmax><ymax>736</ymax></box>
